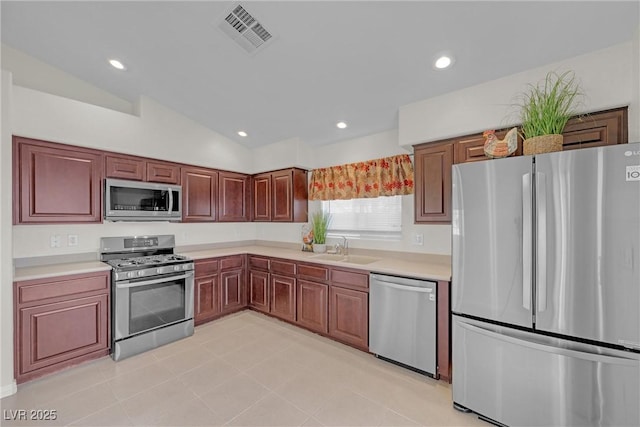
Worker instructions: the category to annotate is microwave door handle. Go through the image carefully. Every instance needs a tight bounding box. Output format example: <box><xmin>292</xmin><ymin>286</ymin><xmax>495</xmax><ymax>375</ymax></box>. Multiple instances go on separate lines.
<box><xmin>168</xmin><ymin>188</ymin><xmax>173</xmax><ymax>214</ymax></box>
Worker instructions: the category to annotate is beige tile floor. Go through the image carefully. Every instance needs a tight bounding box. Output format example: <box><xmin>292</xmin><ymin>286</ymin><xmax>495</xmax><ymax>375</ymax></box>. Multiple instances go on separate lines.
<box><xmin>1</xmin><ymin>311</ymin><xmax>487</xmax><ymax>426</ymax></box>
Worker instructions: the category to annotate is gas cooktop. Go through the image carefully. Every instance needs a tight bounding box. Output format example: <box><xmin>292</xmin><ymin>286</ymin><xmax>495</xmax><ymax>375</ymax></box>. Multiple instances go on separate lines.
<box><xmin>106</xmin><ymin>254</ymin><xmax>190</xmax><ymax>270</ymax></box>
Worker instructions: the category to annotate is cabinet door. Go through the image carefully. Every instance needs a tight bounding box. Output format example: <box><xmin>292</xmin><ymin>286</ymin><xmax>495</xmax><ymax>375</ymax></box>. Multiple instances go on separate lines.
<box><xmin>414</xmin><ymin>142</ymin><xmax>453</xmax><ymax>223</ymax></box>
<box><xmin>221</xmin><ymin>269</ymin><xmax>245</xmax><ymax>314</ymax></box>
<box><xmin>147</xmin><ymin>161</ymin><xmax>180</xmax><ymax>184</ymax></box>
<box><xmin>297</xmin><ymin>280</ymin><xmax>328</xmax><ymax>333</ymax></box>
<box><xmin>17</xmin><ymin>294</ymin><xmax>109</xmax><ymax>377</ymax></box>
<box><xmin>562</xmin><ymin>107</ymin><xmax>628</xmax><ymax>150</ymax></box>
<box><xmin>194</xmin><ymin>274</ymin><xmax>220</xmax><ymax>324</ymax></box>
<box><xmin>272</xmin><ymin>170</ymin><xmax>293</xmax><ymax>221</ymax></box>
<box><xmin>252</xmin><ymin>173</ymin><xmax>272</xmax><ymax>221</ymax></box>
<box><xmin>249</xmin><ymin>270</ymin><xmax>270</xmax><ymax>313</ymax></box>
<box><xmin>329</xmin><ymin>286</ymin><xmax>368</xmax><ymax>349</ymax></box>
<box><xmin>270</xmin><ymin>274</ymin><xmax>296</xmax><ymax>322</ymax></box>
<box><xmin>218</xmin><ymin>171</ymin><xmax>250</xmax><ymax>222</ymax></box>
<box><xmin>181</xmin><ymin>167</ymin><xmax>217</xmax><ymax>222</ymax></box>
<box><xmin>14</xmin><ymin>138</ymin><xmax>103</xmax><ymax>224</ymax></box>
<box><xmin>105</xmin><ymin>154</ymin><xmax>145</xmax><ymax>181</ymax></box>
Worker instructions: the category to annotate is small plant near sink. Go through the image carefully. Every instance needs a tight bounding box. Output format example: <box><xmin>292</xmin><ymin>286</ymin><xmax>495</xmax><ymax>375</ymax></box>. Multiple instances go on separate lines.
<box><xmin>311</xmin><ymin>210</ymin><xmax>332</xmax><ymax>253</ymax></box>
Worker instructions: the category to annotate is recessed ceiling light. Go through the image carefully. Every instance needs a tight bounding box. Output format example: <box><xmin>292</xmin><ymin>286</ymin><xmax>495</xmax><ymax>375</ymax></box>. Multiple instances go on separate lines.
<box><xmin>109</xmin><ymin>59</ymin><xmax>126</xmax><ymax>70</ymax></box>
<box><xmin>434</xmin><ymin>54</ymin><xmax>454</xmax><ymax>70</ymax></box>
<box><xmin>237</xmin><ymin>131</ymin><xmax>248</xmax><ymax>137</ymax></box>
<box><xmin>336</xmin><ymin>121</ymin><xmax>348</xmax><ymax>129</ymax></box>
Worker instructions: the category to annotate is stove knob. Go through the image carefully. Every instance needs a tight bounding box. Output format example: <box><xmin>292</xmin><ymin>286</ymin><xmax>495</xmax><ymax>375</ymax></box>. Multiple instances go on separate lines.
<box><xmin>137</xmin><ymin>270</ymin><xmax>145</xmax><ymax>277</ymax></box>
<box><xmin>128</xmin><ymin>271</ymin><xmax>136</xmax><ymax>279</ymax></box>
<box><xmin>174</xmin><ymin>265</ymin><xmax>181</xmax><ymax>272</ymax></box>
<box><xmin>157</xmin><ymin>268</ymin><xmax>163</xmax><ymax>275</ymax></box>
<box><xmin>183</xmin><ymin>264</ymin><xmax>190</xmax><ymax>270</ymax></box>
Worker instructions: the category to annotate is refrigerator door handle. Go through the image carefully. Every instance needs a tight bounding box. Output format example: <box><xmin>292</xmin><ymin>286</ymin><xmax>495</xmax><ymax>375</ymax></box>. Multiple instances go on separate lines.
<box><xmin>536</xmin><ymin>172</ymin><xmax>547</xmax><ymax>313</ymax></box>
<box><xmin>522</xmin><ymin>173</ymin><xmax>532</xmax><ymax>310</ymax></box>
<box><xmin>457</xmin><ymin>320</ymin><xmax>638</xmax><ymax>366</ymax></box>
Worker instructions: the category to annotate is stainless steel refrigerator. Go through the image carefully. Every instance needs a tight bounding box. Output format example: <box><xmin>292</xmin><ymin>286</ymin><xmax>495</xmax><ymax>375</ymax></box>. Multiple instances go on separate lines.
<box><xmin>451</xmin><ymin>142</ymin><xmax>640</xmax><ymax>426</ymax></box>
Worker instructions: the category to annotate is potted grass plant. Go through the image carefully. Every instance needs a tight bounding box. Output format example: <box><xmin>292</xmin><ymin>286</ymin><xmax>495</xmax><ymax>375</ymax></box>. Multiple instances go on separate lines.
<box><xmin>518</xmin><ymin>70</ymin><xmax>583</xmax><ymax>155</ymax></box>
<box><xmin>311</xmin><ymin>210</ymin><xmax>332</xmax><ymax>253</ymax></box>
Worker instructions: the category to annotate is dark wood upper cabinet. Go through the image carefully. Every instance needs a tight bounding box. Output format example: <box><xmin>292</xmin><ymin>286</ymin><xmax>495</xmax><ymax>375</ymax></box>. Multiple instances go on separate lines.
<box><xmin>218</xmin><ymin>171</ymin><xmax>250</xmax><ymax>222</ymax></box>
<box><xmin>562</xmin><ymin>107</ymin><xmax>628</xmax><ymax>150</ymax></box>
<box><xmin>454</xmin><ymin>128</ymin><xmax>523</xmax><ymax>164</ymax></box>
<box><xmin>181</xmin><ymin>167</ymin><xmax>218</xmax><ymax>222</ymax></box>
<box><xmin>413</xmin><ymin>141</ymin><xmax>453</xmax><ymax>224</ymax></box>
<box><xmin>105</xmin><ymin>154</ymin><xmax>146</xmax><ymax>181</ymax></box>
<box><xmin>146</xmin><ymin>161</ymin><xmax>180</xmax><ymax>184</ymax></box>
<box><xmin>105</xmin><ymin>155</ymin><xmax>180</xmax><ymax>184</ymax></box>
<box><xmin>13</xmin><ymin>137</ymin><xmax>103</xmax><ymax>224</ymax></box>
<box><xmin>252</xmin><ymin>168</ymin><xmax>308</xmax><ymax>222</ymax></box>
<box><xmin>252</xmin><ymin>173</ymin><xmax>272</xmax><ymax>221</ymax></box>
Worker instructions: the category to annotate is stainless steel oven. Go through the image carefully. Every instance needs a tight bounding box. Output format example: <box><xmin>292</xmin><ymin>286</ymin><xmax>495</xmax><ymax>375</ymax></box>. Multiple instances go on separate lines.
<box><xmin>101</xmin><ymin>235</ymin><xmax>194</xmax><ymax>361</ymax></box>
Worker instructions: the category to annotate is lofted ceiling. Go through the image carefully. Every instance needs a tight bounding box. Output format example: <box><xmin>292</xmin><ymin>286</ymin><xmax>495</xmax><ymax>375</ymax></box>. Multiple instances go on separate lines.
<box><xmin>1</xmin><ymin>1</ymin><xmax>638</xmax><ymax>148</ymax></box>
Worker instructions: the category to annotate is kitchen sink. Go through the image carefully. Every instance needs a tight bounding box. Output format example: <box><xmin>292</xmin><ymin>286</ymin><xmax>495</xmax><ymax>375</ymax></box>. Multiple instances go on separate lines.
<box><xmin>311</xmin><ymin>254</ymin><xmax>380</xmax><ymax>265</ymax></box>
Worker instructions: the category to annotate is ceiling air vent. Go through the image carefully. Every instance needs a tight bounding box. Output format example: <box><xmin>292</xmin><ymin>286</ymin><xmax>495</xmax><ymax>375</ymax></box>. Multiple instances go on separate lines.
<box><xmin>219</xmin><ymin>4</ymin><xmax>274</xmax><ymax>54</ymax></box>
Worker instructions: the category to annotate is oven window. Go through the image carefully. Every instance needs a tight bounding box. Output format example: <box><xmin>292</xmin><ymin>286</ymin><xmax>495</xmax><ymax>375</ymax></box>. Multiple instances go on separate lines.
<box><xmin>129</xmin><ymin>281</ymin><xmax>185</xmax><ymax>334</ymax></box>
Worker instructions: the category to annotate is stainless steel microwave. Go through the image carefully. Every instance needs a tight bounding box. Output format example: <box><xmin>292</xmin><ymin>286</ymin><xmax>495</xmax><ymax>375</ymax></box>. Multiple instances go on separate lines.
<box><xmin>104</xmin><ymin>178</ymin><xmax>182</xmax><ymax>221</ymax></box>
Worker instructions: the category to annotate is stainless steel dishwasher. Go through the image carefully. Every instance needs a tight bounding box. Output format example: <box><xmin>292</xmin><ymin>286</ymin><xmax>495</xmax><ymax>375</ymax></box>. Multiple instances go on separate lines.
<box><xmin>369</xmin><ymin>273</ymin><xmax>437</xmax><ymax>376</ymax></box>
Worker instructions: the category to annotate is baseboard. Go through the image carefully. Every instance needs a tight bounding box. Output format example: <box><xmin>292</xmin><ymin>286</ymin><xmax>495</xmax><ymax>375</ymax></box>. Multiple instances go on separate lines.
<box><xmin>0</xmin><ymin>380</ymin><xmax>17</xmax><ymax>398</ymax></box>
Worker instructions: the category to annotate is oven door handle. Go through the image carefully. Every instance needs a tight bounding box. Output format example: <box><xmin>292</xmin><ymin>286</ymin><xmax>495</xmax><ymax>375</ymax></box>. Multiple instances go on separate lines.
<box><xmin>116</xmin><ymin>272</ymin><xmax>194</xmax><ymax>289</ymax></box>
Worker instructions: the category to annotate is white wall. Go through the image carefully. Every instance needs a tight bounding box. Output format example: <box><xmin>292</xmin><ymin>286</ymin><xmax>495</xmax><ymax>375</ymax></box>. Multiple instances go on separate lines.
<box><xmin>252</xmin><ymin>137</ymin><xmax>314</xmax><ymax>174</ymax></box>
<box><xmin>1</xmin><ymin>44</ymin><xmax>134</xmax><ymax>115</ymax></box>
<box><xmin>399</xmin><ymin>42</ymin><xmax>638</xmax><ymax>146</ymax></box>
<box><xmin>1</xmin><ymin>71</ymin><xmax>16</xmax><ymax>397</ymax></box>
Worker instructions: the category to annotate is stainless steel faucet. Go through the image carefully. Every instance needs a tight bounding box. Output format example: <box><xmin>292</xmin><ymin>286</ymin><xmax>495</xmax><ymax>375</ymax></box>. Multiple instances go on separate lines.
<box><xmin>341</xmin><ymin>236</ymin><xmax>349</xmax><ymax>256</ymax></box>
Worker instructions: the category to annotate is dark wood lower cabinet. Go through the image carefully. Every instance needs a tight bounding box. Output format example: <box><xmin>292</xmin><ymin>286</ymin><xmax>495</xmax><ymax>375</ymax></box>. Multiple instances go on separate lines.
<box><xmin>194</xmin><ymin>274</ymin><xmax>220</xmax><ymax>325</ymax></box>
<box><xmin>329</xmin><ymin>286</ymin><xmax>368</xmax><ymax>350</ymax></box>
<box><xmin>14</xmin><ymin>271</ymin><xmax>110</xmax><ymax>384</ymax></box>
<box><xmin>437</xmin><ymin>281</ymin><xmax>451</xmax><ymax>383</ymax></box>
<box><xmin>249</xmin><ymin>270</ymin><xmax>270</xmax><ymax>313</ymax></box>
<box><xmin>270</xmin><ymin>274</ymin><xmax>296</xmax><ymax>322</ymax></box>
<box><xmin>221</xmin><ymin>268</ymin><xmax>245</xmax><ymax>314</ymax></box>
<box><xmin>297</xmin><ymin>280</ymin><xmax>328</xmax><ymax>334</ymax></box>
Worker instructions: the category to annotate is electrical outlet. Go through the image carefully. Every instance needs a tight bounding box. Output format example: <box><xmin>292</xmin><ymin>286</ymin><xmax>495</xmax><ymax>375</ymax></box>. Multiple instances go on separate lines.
<box><xmin>413</xmin><ymin>233</ymin><xmax>424</xmax><ymax>246</ymax></box>
<box><xmin>68</xmin><ymin>234</ymin><xmax>78</xmax><ymax>247</ymax></box>
<box><xmin>50</xmin><ymin>235</ymin><xmax>61</xmax><ymax>248</ymax></box>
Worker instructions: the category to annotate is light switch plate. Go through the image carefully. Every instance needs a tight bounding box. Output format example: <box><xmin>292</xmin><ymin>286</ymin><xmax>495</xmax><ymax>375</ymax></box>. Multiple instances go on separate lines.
<box><xmin>50</xmin><ymin>235</ymin><xmax>61</xmax><ymax>248</ymax></box>
<box><xmin>68</xmin><ymin>234</ymin><xmax>78</xmax><ymax>246</ymax></box>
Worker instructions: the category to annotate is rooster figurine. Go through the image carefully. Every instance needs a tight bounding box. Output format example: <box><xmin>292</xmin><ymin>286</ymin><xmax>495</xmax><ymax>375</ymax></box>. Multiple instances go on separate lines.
<box><xmin>483</xmin><ymin>127</ymin><xmax>518</xmax><ymax>159</ymax></box>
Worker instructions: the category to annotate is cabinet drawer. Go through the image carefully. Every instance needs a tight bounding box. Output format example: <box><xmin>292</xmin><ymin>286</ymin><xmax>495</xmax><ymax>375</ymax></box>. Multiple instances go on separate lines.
<box><xmin>16</xmin><ymin>272</ymin><xmax>110</xmax><ymax>305</ymax></box>
<box><xmin>105</xmin><ymin>155</ymin><xmax>145</xmax><ymax>181</ymax></box>
<box><xmin>271</xmin><ymin>259</ymin><xmax>296</xmax><ymax>276</ymax></box>
<box><xmin>147</xmin><ymin>161</ymin><xmax>180</xmax><ymax>184</ymax></box>
<box><xmin>195</xmin><ymin>258</ymin><xmax>219</xmax><ymax>276</ymax></box>
<box><xmin>298</xmin><ymin>263</ymin><xmax>329</xmax><ymax>282</ymax></box>
<box><xmin>331</xmin><ymin>268</ymin><xmax>369</xmax><ymax>290</ymax></box>
<box><xmin>220</xmin><ymin>255</ymin><xmax>244</xmax><ymax>270</ymax></box>
<box><xmin>249</xmin><ymin>256</ymin><xmax>270</xmax><ymax>271</ymax></box>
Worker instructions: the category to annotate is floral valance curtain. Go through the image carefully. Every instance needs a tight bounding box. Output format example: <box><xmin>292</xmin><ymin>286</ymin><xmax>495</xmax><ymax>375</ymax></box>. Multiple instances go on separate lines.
<box><xmin>308</xmin><ymin>154</ymin><xmax>414</xmax><ymax>200</ymax></box>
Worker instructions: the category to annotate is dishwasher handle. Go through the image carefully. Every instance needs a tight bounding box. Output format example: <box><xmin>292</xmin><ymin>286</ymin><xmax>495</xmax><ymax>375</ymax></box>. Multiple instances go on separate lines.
<box><xmin>370</xmin><ymin>274</ymin><xmax>435</xmax><ymax>293</ymax></box>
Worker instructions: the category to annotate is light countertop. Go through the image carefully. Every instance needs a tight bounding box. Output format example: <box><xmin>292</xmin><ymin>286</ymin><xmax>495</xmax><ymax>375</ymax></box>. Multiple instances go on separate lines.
<box><xmin>14</xmin><ymin>245</ymin><xmax>451</xmax><ymax>283</ymax></box>
<box><xmin>14</xmin><ymin>261</ymin><xmax>112</xmax><ymax>282</ymax></box>
<box><xmin>180</xmin><ymin>245</ymin><xmax>451</xmax><ymax>282</ymax></box>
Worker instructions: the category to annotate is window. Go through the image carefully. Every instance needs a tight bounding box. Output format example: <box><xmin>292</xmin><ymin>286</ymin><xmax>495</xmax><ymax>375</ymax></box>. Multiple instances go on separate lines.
<box><xmin>322</xmin><ymin>195</ymin><xmax>402</xmax><ymax>240</ymax></box>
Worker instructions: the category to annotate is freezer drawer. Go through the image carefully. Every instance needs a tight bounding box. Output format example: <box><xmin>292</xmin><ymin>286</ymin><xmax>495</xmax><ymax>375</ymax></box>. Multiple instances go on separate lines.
<box><xmin>369</xmin><ymin>274</ymin><xmax>436</xmax><ymax>375</ymax></box>
<box><xmin>453</xmin><ymin>316</ymin><xmax>640</xmax><ymax>426</ymax></box>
